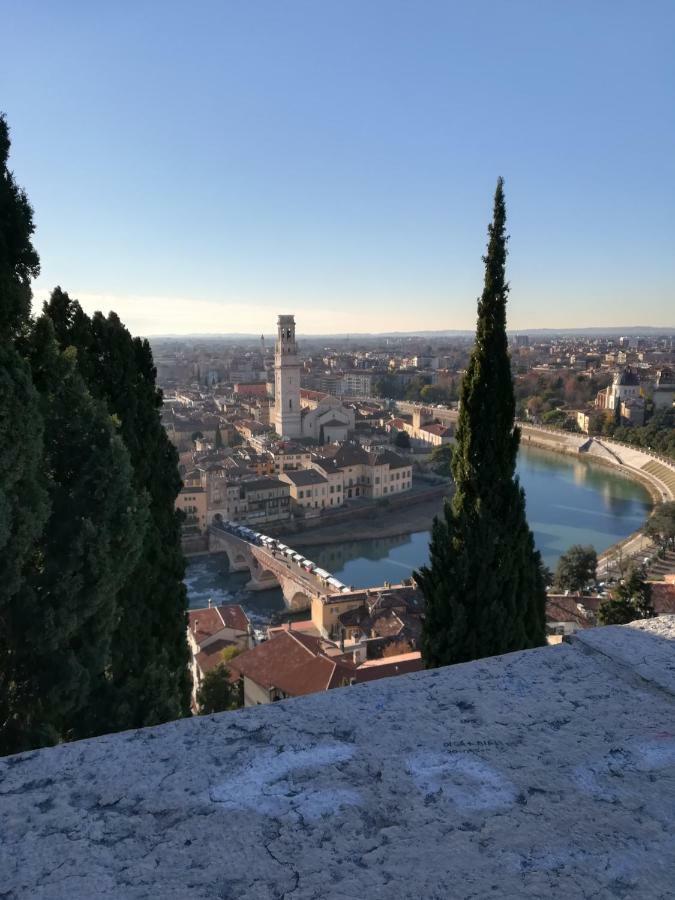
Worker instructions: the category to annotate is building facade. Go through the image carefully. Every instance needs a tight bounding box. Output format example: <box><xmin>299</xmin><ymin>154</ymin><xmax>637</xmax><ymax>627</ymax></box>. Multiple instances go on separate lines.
<box><xmin>274</xmin><ymin>314</ymin><xmax>302</xmax><ymax>439</ymax></box>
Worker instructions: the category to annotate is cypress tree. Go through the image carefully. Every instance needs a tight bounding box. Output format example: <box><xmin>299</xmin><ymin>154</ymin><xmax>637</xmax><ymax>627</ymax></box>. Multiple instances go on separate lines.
<box><xmin>416</xmin><ymin>178</ymin><xmax>546</xmax><ymax>667</ymax></box>
<box><xmin>21</xmin><ymin>317</ymin><xmax>146</xmax><ymax>743</ymax></box>
<box><xmin>44</xmin><ymin>294</ymin><xmax>191</xmax><ymax>729</ymax></box>
<box><xmin>0</xmin><ymin>115</ymin><xmax>49</xmax><ymax>753</ymax></box>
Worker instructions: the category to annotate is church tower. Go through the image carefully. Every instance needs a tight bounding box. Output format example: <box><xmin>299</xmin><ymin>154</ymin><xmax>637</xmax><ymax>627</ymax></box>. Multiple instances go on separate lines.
<box><xmin>274</xmin><ymin>314</ymin><xmax>301</xmax><ymax>438</ymax></box>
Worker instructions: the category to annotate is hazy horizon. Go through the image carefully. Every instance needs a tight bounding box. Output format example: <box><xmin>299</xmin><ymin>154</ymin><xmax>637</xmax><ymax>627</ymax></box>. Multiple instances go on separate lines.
<box><xmin>4</xmin><ymin>2</ymin><xmax>674</xmax><ymax>336</ymax></box>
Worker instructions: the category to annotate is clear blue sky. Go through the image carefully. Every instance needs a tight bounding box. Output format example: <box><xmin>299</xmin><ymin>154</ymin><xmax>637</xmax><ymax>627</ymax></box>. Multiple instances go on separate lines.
<box><xmin>3</xmin><ymin>1</ymin><xmax>674</xmax><ymax>335</ymax></box>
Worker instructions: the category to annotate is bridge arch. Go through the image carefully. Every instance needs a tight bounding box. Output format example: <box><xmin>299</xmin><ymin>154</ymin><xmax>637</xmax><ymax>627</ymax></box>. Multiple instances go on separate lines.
<box><xmin>288</xmin><ymin>590</ymin><xmax>312</xmax><ymax>611</ymax></box>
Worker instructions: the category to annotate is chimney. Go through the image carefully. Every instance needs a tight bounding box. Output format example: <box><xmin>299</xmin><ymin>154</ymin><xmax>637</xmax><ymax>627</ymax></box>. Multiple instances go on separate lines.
<box><xmin>208</xmin><ymin>598</ymin><xmax>212</xmax><ymax>608</ymax></box>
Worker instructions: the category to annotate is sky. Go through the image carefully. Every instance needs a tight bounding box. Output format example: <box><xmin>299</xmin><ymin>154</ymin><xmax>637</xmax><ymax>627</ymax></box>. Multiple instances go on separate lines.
<box><xmin>2</xmin><ymin>1</ymin><xmax>674</xmax><ymax>335</ymax></box>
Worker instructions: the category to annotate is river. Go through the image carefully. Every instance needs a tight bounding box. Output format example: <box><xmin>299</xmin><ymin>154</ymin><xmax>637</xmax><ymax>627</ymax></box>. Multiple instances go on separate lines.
<box><xmin>184</xmin><ymin>444</ymin><xmax>652</xmax><ymax>622</ymax></box>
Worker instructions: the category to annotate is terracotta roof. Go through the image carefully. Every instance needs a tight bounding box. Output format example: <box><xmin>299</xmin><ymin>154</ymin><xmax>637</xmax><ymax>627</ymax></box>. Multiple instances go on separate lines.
<box><xmin>216</xmin><ymin>604</ymin><xmax>250</xmax><ymax>632</ymax></box>
<box><xmin>545</xmin><ymin>595</ymin><xmax>597</xmax><ymax>629</ymax></box>
<box><xmin>188</xmin><ymin>608</ymin><xmax>228</xmax><ymax>645</ymax></box>
<box><xmin>188</xmin><ymin>604</ymin><xmax>250</xmax><ymax>644</ymax></box>
<box><xmin>354</xmin><ymin>652</ymin><xmax>423</xmax><ymax>683</ymax></box>
<box><xmin>420</xmin><ymin>423</ymin><xmax>453</xmax><ymax>437</ymax></box>
<box><xmin>195</xmin><ymin>639</ymin><xmax>238</xmax><ymax>675</ymax></box>
<box><xmin>229</xmin><ymin>630</ymin><xmax>354</xmax><ymax>697</ymax></box>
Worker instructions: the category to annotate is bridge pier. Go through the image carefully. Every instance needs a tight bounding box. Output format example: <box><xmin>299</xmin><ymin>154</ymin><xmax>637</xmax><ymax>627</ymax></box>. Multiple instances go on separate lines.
<box><xmin>207</xmin><ymin>526</ymin><xmax>333</xmax><ymax>612</ymax></box>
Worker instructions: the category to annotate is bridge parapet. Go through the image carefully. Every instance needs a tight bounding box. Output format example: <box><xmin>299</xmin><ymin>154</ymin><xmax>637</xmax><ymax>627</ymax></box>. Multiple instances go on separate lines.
<box><xmin>208</xmin><ymin>526</ymin><xmax>341</xmax><ymax>611</ymax></box>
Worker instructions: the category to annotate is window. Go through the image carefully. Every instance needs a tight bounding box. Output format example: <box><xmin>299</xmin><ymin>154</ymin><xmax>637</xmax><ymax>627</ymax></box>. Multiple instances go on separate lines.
<box><xmin>299</xmin><ymin>490</ymin><xmax>304</xmax><ymax>499</ymax></box>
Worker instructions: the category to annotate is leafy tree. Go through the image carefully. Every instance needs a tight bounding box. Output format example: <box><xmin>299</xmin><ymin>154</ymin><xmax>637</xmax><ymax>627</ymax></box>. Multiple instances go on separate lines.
<box><xmin>394</xmin><ymin>429</ymin><xmax>411</xmax><ymax>449</ymax></box>
<box><xmin>373</xmin><ymin>374</ymin><xmax>404</xmax><ymax>400</ymax></box>
<box><xmin>43</xmin><ymin>292</ymin><xmax>191</xmax><ymax>732</ymax></box>
<box><xmin>405</xmin><ymin>375</ymin><xmax>431</xmax><ymax>401</ymax></box>
<box><xmin>541</xmin><ymin>409</ymin><xmax>567</xmax><ymax>426</ymax></box>
<box><xmin>0</xmin><ymin>115</ymin><xmax>50</xmax><ymax>754</ymax></box>
<box><xmin>20</xmin><ymin>317</ymin><xmax>145</xmax><ymax>745</ymax></box>
<box><xmin>644</xmin><ymin>502</ymin><xmax>675</xmax><ymax>552</ymax></box>
<box><xmin>416</xmin><ymin>179</ymin><xmax>546</xmax><ymax>667</ymax></box>
<box><xmin>191</xmin><ymin>430</ymin><xmax>204</xmax><ymax>443</ymax></box>
<box><xmin>598</xmin><ymin>568</ymin><xmax>655</xmax><ymax>626</ymax></box>
<box><xmin>420</xmin><ymin>384</ymin><xmax>451</xmax><ymax>405</ymax></box>
<box><xmin>197</xmin><ymin>664</ymin><xmax>240</xmax><ymax>714</ymax></box>
<box><xmin>214</xmin><ymin>426</ymin><xmax>224</xmax><ymax>449</ymax></box>
<box><xmin>554</xmin><ymin>545</ymin><xmax>597</xmax><ymax>593</ymax></box>
<box><xmin>219</xmin><ymin>645</ymin><xmax>242</xmax><ymax>664</ymax></box>
<box><xmin>429</xmin><ymin>443</ymin><xmax>454</xmax><ymax>477</ymax></box>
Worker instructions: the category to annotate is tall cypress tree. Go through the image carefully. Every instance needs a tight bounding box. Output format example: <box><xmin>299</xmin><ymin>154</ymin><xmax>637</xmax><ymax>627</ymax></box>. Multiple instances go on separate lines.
<box><xmin>416</xmin><ymin>178</ymin><xmax>546</xmax><ymax>667</ymax></box>
<box><xmin>0</xmin><ymin>115</ymin><xmax>49</xmax><ymax>754</ymax></box>
<box><xmin>21</xmin><ymin>317</ymin><xmax>146</xmax><ymax>744</ymax></box>
<box><xmin>44</xmin><ymin>293</ymin><xmax>191</xmax><ymax>729</ymax></box>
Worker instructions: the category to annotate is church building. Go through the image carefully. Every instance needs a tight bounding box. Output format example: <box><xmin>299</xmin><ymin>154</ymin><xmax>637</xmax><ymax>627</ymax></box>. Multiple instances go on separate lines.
<box><xmin>273</xmin><ymin>314</ymin><xmax>354</xmax><ymax>442</ymax></box>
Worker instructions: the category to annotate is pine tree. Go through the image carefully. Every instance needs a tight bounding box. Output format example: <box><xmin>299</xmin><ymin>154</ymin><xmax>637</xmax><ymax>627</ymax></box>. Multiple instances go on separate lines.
<box><xmin>598</xmin><ymin>568</ymin><xmax>654</xmax><ymax>626</ymax></box>
<box><xmin>44</xmin><ymin>294</ymin><xmax>191</xmax><ymax>729</ymax></box>
<box><xmin>20</xmin><ymin>317</ymin><xmax>146</xmax><ymax>743</ymax></box>
<box><xmin>214</xmin><ymin>426</ymin><xmax>223</xmax><ymax>449</ymax></box>
<box><xmin>415</xmin><ymin>179</ymin><xmax>546</xmax><ymax>667</ymax></box>
<box><xmin>0</xmin><ymin>115</ymin><xmax>49</xmax><ymax>754</ymax></box>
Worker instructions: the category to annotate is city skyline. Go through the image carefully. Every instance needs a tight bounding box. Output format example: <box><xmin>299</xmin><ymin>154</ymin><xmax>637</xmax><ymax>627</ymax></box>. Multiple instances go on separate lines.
<box><xmin>3</xmin><ymin>1</ymin><xmax>675</xmax><ymax>335</ymax></box>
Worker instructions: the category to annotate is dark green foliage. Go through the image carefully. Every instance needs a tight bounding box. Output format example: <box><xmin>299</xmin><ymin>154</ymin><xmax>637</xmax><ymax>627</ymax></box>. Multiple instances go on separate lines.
<box><xmin>404</xmin><ymin>375</ymin><xmax>432</xmax><ymax>401</ymax></box>
<box><xmin>430</xmin><ymin>443</ymin><xmax>454</xmax><ymax>477</ymax></box>
<box><xmin>19</xmin><ymin>317</ymin><xmax>145</xmax><ymax>745</ymax></box>
<box><xmin>373</xmin><ymin>374</ymin><xmax>404</xmax><ymax>400</ymax></box>
<box><xmin>197</xmin><ymin>664</ymin><xmax>240</xmax><ymax>714</ymax></box>
<box><xmin>554</xmin><ymin>545</ymin><xmax>598</xmax><ymax>593</ymax></box>
<box><xmin>644</xmin><ymin>501</ymin><xmax>675</xmax><ymax>551</ymax></box>
<box><xmin>0</xmin><ymin>117</ymin><xmax>50</xmax><ymax>754</ymax></box>
<box><xmin>416</xmin><ymin>179</ymin><xmax>547</xmax><ymax>667</ymax></box>
<box><xmin>43</xmin><ymin>292</ymin><xmax>191</xmax><ymax>730</ymax></box>
<box><xmin>420</xmin><ymin>383</ymin><xmax>457</xmax><ymax>405</ymax></box>
<box><xmin>214</xmin><ymin>426</ymin><xmax>224</xmax><ymax>449</ymax></box>
<box><xmin>394</xmin><ymin>429</ymin><xmax>410</xmax><ymax>449</ymax></box>
<box><xmin>0</xmin><ymin>348</ymin><xmax>49</xmax><ymax>753</ymax></box>
<box><xmin>598</xmin><ymin>568</ymin><xmax>654</xmax><ymax>625</ymax></box>
<box><xmin>0</xmin><ymin>115</ymin><xmax>40</xmax><ymax>340</ymax></box>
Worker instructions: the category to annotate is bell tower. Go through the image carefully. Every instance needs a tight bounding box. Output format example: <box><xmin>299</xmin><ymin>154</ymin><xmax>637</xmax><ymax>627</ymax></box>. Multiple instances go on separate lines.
<box><xmin>274</xmin><ymin>314</ymin><xmax>302</xmax><ymax>438</ymax></box>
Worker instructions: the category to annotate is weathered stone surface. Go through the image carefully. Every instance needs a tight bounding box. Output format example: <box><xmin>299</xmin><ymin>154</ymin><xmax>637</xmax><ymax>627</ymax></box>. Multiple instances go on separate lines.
<box><xmin>1</xmin><ymin>617</ymin><xmax>675</xmax><ymax>899</ymax></box>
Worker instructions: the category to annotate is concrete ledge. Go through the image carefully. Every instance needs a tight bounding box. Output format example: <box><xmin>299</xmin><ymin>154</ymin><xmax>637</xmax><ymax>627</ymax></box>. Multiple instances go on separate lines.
<box><xmin>1</xmin><ymin>618</ymin><xmax>675</xmax><ymax>899</ymax></box>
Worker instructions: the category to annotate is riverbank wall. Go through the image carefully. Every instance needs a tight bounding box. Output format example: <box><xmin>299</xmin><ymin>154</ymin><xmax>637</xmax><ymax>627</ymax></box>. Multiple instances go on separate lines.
<box><xmin>520</xmin><ymin>424</ymin><xmax>675</xmax><ymax>504</ymax></box>
<box><xmin>264</xmin><ymin>482</ymin><xmax>452</xmax><ymax>548</ymax></box>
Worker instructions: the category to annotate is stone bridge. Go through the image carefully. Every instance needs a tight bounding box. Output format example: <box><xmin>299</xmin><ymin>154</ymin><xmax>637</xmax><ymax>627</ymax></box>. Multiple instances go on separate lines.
<box><xmin>208</xmin><ymin>526</ymin><xmax>341</xmax><ymax>611</ymax></box>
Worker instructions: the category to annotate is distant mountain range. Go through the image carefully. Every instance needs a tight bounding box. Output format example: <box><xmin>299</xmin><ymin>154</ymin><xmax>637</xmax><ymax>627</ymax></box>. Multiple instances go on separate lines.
<box><xmin>149</xmin><ymin>325</ymin><xmax>675</xmax><ymax>341</ymax></box>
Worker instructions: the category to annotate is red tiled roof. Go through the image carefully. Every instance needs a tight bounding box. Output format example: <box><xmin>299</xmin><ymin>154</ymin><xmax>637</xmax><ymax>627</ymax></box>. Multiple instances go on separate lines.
<box><xmin>216</xmin><ymin>604</ymin><xmax>250</xmax><ymax>633</ymax></box>
<box><xmin>188</xmin><ymin>608</ymin><xmax>227</xmax><ymax>645</ymax></box>
<box><xmin>420</xmin><ymin>423</ymin><xmax>453</xmax><ymax>437</ymax></box>
<box><xmin>354</xmin><ymin>652</ymin><xmax>423</xmax><ymax>683</ymax></box>
<box><xmin>195</xmin><ymin>639</ymin><xmax>238</xmax><ymax>675</ymax></box>
<box><xmin>229</xmin><ymin>630</ymin><xmax>354</xmax><ymax>697</ymax></box>
<box><xmin>188</xmin><ymin>604</ymin><xmax>250</xmax><ymax>644</ymax></box>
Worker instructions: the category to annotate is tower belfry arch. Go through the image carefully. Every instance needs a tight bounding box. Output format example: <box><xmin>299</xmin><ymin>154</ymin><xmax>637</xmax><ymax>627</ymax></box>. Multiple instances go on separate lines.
<box><xmin>274</xmin><ymin>314</ymin><xmax>302</xmax><ymax>439</ymax></box>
